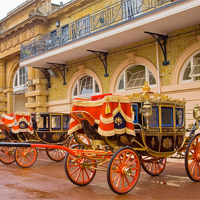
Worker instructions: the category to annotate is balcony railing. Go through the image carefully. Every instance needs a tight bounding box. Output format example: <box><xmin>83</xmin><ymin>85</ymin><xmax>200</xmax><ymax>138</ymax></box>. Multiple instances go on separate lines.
<box><xmin>20</xmin><ymin>0</ymin><xmax>181</xmax><ymax>60</ymax></box>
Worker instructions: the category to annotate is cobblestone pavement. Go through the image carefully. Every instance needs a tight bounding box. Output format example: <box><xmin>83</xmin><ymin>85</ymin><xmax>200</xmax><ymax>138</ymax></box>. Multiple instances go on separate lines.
<box><xmin>0</xmin><ymin>150</ymin><xmax>199</xmax><ymax>200</ymax></box>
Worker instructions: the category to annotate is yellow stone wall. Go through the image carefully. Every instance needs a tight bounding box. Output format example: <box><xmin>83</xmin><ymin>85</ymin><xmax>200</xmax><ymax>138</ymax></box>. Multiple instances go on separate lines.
<box><xmin>2</xmin><ymin>0</ymin><xmax>200</xmax><ymax>114</ymax></box>
<box><xmin>48</xmin><ymin>23</ymin><xmax>200</xmax><ymax>102</ymax></box>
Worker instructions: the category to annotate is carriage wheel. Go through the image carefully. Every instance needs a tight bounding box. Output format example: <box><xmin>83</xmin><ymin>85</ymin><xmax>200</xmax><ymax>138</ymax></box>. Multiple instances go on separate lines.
<box><xmin>107</xmin><ymin>147</ymin><xmax>140</xmax><ymax>194</ymax></box>
<box><xmin>0</xmin><ymin>146</ymin><xmax>15</xmax><ymax>165</ymax></box>
<box><xmin>64</xmin><ymin>145</ymin><xmax>96</xmax><ymax>186</ymax></box>
<box><xmin>141</xmin><ymin>156</ymin><xmax>166</xmax><ymax>176</ymax></box>
<box><xmin>46</xmin><ymin>146</ymin><xmax>67</xmax><ymax>162</ymax></box>
<box><xmin>14</xmin><ymin>147</ymin><xmax>37</xmax><ymax>168</ymax></box>
<box><xmin>185</xmin><ymin>133</ymin><xmax>200</xmax><ymax>181</ymax></box>
<box><xmin>67</xmin><ymin>133</ymin><xmax>91</xmax><ymax>147</ymax></box>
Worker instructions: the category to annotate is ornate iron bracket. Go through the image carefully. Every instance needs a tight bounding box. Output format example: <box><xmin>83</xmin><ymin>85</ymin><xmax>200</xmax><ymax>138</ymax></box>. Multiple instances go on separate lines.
<box><xmin>145</xmin><ymin>31</ymin><xmax>170</xmax><ymax>66</ymax></box>
<box><xmin>47</xmin><ymin>62</ymin><xmax>67</xmax><ymax>85</ymax></box>
<box><xmin>34</xmin><ymin>67</ymin><xmax>51</xmax><ymax>88</ymax></box>
<box><xmin>87</xmin><ymin>50</ymin><xmax>109</xmax><ymax>77</ymax></box>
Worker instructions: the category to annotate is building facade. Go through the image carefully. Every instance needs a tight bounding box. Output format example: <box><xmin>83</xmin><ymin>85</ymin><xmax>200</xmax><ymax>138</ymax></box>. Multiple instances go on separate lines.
<box><xmin>1</xmin><ymin>0</ymin><xmax>200</xmax><ymax>127</ymax></box>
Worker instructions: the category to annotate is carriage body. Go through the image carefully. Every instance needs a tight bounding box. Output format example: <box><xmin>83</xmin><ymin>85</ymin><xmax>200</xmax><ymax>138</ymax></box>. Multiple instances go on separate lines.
<box><xmin>69</xmin><ymin>83</ymin><xmax>186</xmax><ymax>158</ymax></box>
<box><xmin>0</xmin><ymin>112</ymin><xmax>71</xmax><ymax>166</ymax></box>
<box><xmin>0</xmin><ymin>112</ymin><xmax>70</xmax><ymax>144</ymax></box>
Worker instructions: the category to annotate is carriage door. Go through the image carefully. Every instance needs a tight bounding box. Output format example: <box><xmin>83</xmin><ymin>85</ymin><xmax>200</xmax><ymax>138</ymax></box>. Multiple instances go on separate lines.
<box><xmin>160</xmin><ymin>106</ymin><xmax>175</xmax><ymax>152</ymax></box>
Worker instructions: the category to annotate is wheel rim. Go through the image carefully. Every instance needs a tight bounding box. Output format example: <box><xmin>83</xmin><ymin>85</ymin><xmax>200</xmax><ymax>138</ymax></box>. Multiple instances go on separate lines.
<box><xmin>65</xmin><ymin>147</ymin><xmax>96</xmax><ymax>186</ymax></box>
<box><xmin>108</xmin><ymin>148</ymin><xmax>140</xmax><ymax>194</ymax></box>
<box><xmin>0</xmin><ymin>147</ymin><xmax>15</xmax><ymax>165</ymax></box>
<box><xmin>15</xmin><ymin>147</ymin><xmax>37</xmax><ymax>168</ymax></box>
<box><xmin>186</xmin><ymin>134</ymin><xmax>200</xmax><ymax>181</ymax></box>
<box><xmin>142</xmin><ymin>157</ymin><xmax>166</xmax><ymax>176</ymax></box>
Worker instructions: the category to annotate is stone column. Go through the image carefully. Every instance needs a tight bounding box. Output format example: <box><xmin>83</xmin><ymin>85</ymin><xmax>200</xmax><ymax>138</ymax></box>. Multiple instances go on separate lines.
<box><xmin>26</xmin><ymin>67</ymin><xmax>35</xmax><ymax>113</ymax></box>
<box><xmin>25</xmin><ymin>68</ymin><xmax>48</xmax><ymax>113</ymax></box>
<box><xmin>35</xmin><ymin>69</ymin><xmax>48</xmax><ymax>112</ymax></box>
<box><xmin>0</xmin><ymin>60</ymin><xmax>7</xmax><ymax>115</ymax></box>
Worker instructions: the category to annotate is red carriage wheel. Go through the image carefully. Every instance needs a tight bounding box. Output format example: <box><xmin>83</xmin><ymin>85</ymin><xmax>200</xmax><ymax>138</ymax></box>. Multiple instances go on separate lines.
<box><xmin>141</xmin><ymin>156</ymin><xmax>166</xmax><ymax>176</ymax></box>
<box><xmin>14</xmin><ymin>147</ymin><xmax>37</xmax><ymax>168</ymax></box>
<box><xmin>0</xmin><ymin>146</ymin><xmax>15</xmax><ymax>165</ymax></box>
<box><xmin>67</xmin><ymin>133</ymin><xmax>91</xmax><ymax>147</ymax></box>
<box><xmin>107</xmin><ymin>147</ymin><xmax>140</xmax><ymax>194</ymax></box>
<box><xmin>64</xmin><ymin>145</ymin><xmax>96</xmax><ymax>186</ymax></box>
<box><xmin>46</xmin><ymin>147</ymin><xmax>67</xmax><ymax>162</ymax></box>
<box><xmin>185</xmin><ymin>133</ymin><xmax>200</xmax><ymax>181</ymax></box>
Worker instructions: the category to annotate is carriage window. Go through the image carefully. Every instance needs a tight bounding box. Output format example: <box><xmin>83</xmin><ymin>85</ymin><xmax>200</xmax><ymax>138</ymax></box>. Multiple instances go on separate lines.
<box><xmin>51</xmin><ymin>115</ymin><xmax>61</xmax><ymax>130</ymax></box>
<box><xmin>39</xmin><ymin>115</ymin><xmax>49</xmax><ymax>130</ymax></box>
<box><xmin>161</xmin><ymin>107</ymin><xmax>173</xmax><ymax>127</ymax></box>
<box><xmin>63</xmin><ymin>115</ymin><xmax>70</xmax><ymax>130</ymax></box>
<box><xmin>132</xmin><ymin>104</ymin><xmax>138</xmax><ymax>123</ymax></box>
<box><xmin>176</xmin><ymin>108</ymin><xmax>183</xmax><ymax>127</ymax></box>
<box><xmin>149</xmin><ymin>107</ymin><xmax>159</xmax><ymax>127</ymax></box>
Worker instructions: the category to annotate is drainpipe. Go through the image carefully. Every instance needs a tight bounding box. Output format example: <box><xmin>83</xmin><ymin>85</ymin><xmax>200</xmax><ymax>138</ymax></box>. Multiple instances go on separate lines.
<box><xmin>156</xmin><ymin>41</ymin><xmax>161</xmax><ymax>94</ymax></box>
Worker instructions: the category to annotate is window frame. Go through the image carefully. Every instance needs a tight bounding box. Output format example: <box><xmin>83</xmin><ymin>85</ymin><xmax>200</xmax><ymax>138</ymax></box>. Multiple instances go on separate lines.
<box><xmin>76</xmin><ymin>15</ymin><xmax>90</xmax><ymax>37</ymax></box>
<box><xmin>175</xmin><ymin>108</ymin><xmax>183</xmax><ymax>127</ymax></box>
<box><xmin>122</xmin><ymin>0</ymin><xmax>142</xmax><ymax>20</ymax></box>
<box><xmin>72</xmin><ymin>75</ymin><xmax>100</xmax><ymax>99</ymax></box>
<box><xmin>13</xmin><ymin>67</ymin><xmax>28</xmax><ymax>93</ymax></box>
<box><xmin>149</xmin><ymin>106</ymin><xmax>159</xmax><ymax>127</ymax></box>
<box><xmin>161</xmin><ymin>107</ymin><xmax>174</xmax><ymax>127</ymax></box>
<box><xmin>116</xmin><ymin>64</ymin><xmax>156</xmax><ymax>92</ymax></box>
<box><xmin>180</xmin><ymin>51</ymin><xmax>200</xmax><ymax>84</ymax></box>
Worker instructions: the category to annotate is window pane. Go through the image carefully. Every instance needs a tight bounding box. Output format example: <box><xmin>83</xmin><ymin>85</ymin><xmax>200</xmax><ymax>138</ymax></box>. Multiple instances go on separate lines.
<box><xmin>176</xmin><ymin>108</ymin><xmax>183</xmax><ymax>127</ymax></box>
<box><xmin>118</xmin><ymin>75</ymin><xmax>124</xmax><ymax>90</ymax></box>
<box><xmin>80</xmin><ymin>76</ymin><xmax>93</xmax><ymax>95</ymax></box>
<box><xmin>149</xmin><ymin>107</ymin><xmax>159</xmax><ymax>127</ymax></box>
<box><xmin>15</xmin><ymin>74</ymin><xmax>18</xmax><ymax>86</ymax></box>
<box><xmin>74</xmin><ymin>84</ymin><xmax>78</xmax><ymax>96</ymax></box>
<box><xmin>183</xmin><ymin>63</ymin><xmax>191</xmax><ymax>80</ymax></box>
<box><xmin>95</xmin><ymin>81</ymin><xmax>100</xmax><ymax>93</ymax></box>
<box><xmin>126</xmin><ymin>65</ymin><xmax>145</xmax><ymax>89</ymax></box>
<box><xmin>149</xmin><ymin>70</ymin><xmax>156</xmax><ymax>85</ymax></box>
<box><xmin>161</xmin><ymin>107</ymin><xmax>173</xmax><ymax>127</ymax></box>
<box><xmin>51</xmin><ymin>115</ymin><xmax>61</xmax><ymax>130</ymax></box>
<box><xmin>77</xmin><ymin>16</ymin><xmax>90</xmax><ymax>36</ymax></box>
<box><xmin>20</xmin><ymin>76</ymin><xmax>23</xmax><ymax>85</ymax></box>
<box><xmin>63</xmin><ymin>115</ymin><xmax>70</xmax><ymax>129</ymax></box>
<box><xmin>73</xmin><ymin>75</ymin><xmax>99</xmax><ymax>98</ymax></box>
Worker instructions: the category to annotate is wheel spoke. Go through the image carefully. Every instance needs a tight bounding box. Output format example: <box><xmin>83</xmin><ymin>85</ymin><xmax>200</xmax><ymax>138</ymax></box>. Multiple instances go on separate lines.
<box><xmin>70</xmin><ymin>166</ymin><xmax>80</xmax><ymax>175</ymax></box>
<box><xmin>115</xmin><ymin>174</ymin><xmax>121</xmax><ymax>188</ymax></box>
<box><xmin>75</xmin><ymin>168</ymin><xmax>82</xmax><ymax>181</ymax></box>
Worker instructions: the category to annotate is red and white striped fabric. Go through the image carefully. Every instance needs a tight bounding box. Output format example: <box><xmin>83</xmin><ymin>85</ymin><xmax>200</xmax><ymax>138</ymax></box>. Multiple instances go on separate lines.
<box><xmin>1</xmin><ymin>112</ymin><xmax>33</xmax><ymax>134</ymax></box>
<box><xmin>69</xmin><ymin>95</ymin><xmax>135</xmax><ymax>137</ymax></box>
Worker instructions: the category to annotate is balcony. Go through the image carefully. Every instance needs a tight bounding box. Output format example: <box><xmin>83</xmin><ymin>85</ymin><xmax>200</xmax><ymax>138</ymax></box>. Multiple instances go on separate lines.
<box><xmin>20</xmin><ymin>0</ymin><xmax>199</xmax><ymax>68</ymax></box>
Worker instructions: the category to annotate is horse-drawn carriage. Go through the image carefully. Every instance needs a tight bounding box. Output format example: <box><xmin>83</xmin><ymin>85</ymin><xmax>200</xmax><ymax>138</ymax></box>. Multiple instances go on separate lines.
<box><xmin>0</xmin><ymin>82</ymin><xmax>200</xmax><ymax>194</ymax></box>
<box><xmin>0</xmin><ymin>112</ymin><xmax>72</xmax><ymax>167</ymax></box>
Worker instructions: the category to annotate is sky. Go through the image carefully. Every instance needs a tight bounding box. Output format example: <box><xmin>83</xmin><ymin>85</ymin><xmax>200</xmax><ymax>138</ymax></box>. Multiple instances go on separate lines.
<box><xmin>0</xmin><ymin>0</ymin><xmax>71</xmax><ymax>20</ymax></box>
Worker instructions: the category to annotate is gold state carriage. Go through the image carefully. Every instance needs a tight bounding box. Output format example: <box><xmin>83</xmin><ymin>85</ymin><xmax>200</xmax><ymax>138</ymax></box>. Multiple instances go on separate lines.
<box><xmin>0</xmin><ymin>82</ymin><xmax>200</xmax><ymax>194</ymax></box>
<box><xmin>66</xmin><ymin>82</ymin><xmax>191</xmax><ymax>194</ymax></box>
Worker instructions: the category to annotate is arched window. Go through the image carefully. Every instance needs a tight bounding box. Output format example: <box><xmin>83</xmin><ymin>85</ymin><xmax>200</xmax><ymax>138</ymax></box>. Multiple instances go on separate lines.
<box><xmin>180</xmin><ymin>51</ymin><xmax>200</xmax><ymax>83</ymax></box>
<box><xmin>72</xmin><ymin>75</ymin><xmax>100</xmax><ymax>98</ymax></box>
<box><xmin>13</xmin><ymin>67</ymin><xmax>28</xmax><ymax>94</ymax></box>
<box><xmin>117</xmin><ymin>65</ymin><xmax>156</xmax><ymax>91</ymax></box>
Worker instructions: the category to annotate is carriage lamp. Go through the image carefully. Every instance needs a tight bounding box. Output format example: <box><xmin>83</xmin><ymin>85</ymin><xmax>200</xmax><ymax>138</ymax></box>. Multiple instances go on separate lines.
<box><xmin>193</xmin><ymin>104</ymin><xmax>200</xmax><ymax>129</ymax></box>
<box><xmin>142</xmin><ymin>101</ymin><xmax>152</xmax><ymax>129</ymax></box>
